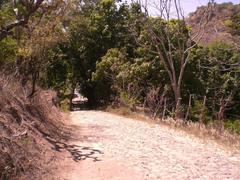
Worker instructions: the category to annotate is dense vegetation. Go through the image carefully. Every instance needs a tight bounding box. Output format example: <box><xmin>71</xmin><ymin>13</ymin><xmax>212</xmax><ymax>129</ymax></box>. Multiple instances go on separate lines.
<box><xmin>1</xmin><ymin>1</ymin><xmax>240</xmax><ymax>136</ymax></box>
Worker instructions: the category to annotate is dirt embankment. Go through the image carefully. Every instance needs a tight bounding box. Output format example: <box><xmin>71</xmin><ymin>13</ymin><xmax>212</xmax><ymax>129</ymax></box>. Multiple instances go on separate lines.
<box><xmin>0</xmin><ymin>75</ymin><xmax>70</xmax><ymax>179</ymax></box>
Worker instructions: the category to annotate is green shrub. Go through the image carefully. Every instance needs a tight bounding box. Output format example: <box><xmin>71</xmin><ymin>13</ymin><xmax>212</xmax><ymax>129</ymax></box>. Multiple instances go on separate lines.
<box><xmin>224</xmin><ymin>120</ymin><xmax>240</xmax><ymax>135</ymax></box>
<box><xmin>60</xmin><ymin>99</ymin><xmax>70</xmax><ymax>112</ymax></box>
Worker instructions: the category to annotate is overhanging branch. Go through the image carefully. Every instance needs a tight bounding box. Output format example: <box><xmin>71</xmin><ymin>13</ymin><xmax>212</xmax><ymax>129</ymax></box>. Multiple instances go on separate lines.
<box><xmin>0</xmin><ymin>0</ymin><xmax>45</xmax><ymax>41</ymax></box>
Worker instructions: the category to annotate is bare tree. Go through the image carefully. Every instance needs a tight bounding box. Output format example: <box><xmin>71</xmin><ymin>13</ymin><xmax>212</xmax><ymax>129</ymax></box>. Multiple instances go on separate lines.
<box><xmin>144</xmin><ymin>85</ymin><xmax>167</xmax><ymax>119</ymax></box>
<box><xmin>132</xmin><ymin>0</ymin><xmax>213</xmax><ymax>118</ymax></box>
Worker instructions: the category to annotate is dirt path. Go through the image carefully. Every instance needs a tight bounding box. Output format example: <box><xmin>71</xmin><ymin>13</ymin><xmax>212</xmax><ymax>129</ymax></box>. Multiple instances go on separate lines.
<box><xmin>53</xmin><ymin>110</ymin><xmax>240</xmax><ymax>180</ymax></box>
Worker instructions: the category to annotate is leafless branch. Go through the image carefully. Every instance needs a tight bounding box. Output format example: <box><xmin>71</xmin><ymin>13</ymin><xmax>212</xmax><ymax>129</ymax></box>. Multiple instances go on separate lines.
<box><xmin>132</xmin><ymin>0</ymin><xmax>213</xmax><ymax>118</ymax></box>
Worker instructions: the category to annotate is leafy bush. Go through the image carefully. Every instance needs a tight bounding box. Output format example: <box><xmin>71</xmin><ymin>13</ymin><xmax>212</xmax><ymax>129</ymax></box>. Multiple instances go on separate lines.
<box><xmin>224</xmin><ymin>120</ymin><xmax>240</xmax><ymax>135</ymax></box>
<box><xmin>0</xmin><ymin>37</ymin><xmax>17</xmax><ymax>66</ymax></box>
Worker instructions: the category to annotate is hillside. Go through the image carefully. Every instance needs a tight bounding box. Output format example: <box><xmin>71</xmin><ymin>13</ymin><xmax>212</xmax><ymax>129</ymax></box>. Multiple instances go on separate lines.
<box><xmin>0</xmin><ymin>75</ymin><xmax>69</xmax><ymax>179</ymax></box>
<box><xmin>187</xmin><ymin>2</ymin><xmax>240</xmax><ymax>45</ymax></box>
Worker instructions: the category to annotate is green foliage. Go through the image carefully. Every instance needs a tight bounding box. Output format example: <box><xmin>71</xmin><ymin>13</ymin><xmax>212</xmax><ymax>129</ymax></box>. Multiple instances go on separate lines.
<box><xmin>66</xmin><ymin>1</ymin><xmax>138</xmax><ymax>105</ymax></box>
<box><xmin>0</xmin><ymin>37</ymin><xmax>17</xmax><ymax>66</ymax></box>
<box><xmin>92</xmin><ymin>48</ymin><xmax>127</xmax><ymax>82</ymax></box>
<box><xmin>59</xmin><ymin>98</ymin><xmax>71</xmax><ymax>112</ymax></box>
<box><xmin>92</xmin><ymin>48</ymin><xmax>126</xmax><ymax>102</ymax></box>
<box><xmin>0</xmin><ymin>1</ymin><xmax>15</xmax><ymax>26</ymax></box>
<box><xmin>119</xmin><ymin>91</ymin><xmax>139</xmax><ymax>108</ymax></box>
<box><xmin>93</xmin><ymin>46</ymin><xmax>166</xmax><ymax>106</ymax></box>
<box><xmin>227</xmin><ymin>11</ymin><xmax>240</xmax><ymax>35</ymax></box>
<box><xmin>188</xmin><ymin>43</ymin><xmax>240</xmax><ymax>120</ymax></box>
<box><xmin>189</xmin><ymin>99</ymin><xmax>210</xmax><ymax>122</ymax></box>
<box><xmin>224</xmin><ymin>120</ymin><xmax>240</xmax><ymax>135</ymax></box>
<box><xmin>43</xmin><ymin>47</ymin><xmax>72</xmax><ymax>93</ymax></box>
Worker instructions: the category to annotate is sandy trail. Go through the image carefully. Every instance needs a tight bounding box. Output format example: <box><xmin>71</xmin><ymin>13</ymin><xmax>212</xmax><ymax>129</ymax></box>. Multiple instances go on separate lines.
<box><xmin>53</xmin><ymin>110</ymin><xmax>240</xmax><ymax>180</ymax></box>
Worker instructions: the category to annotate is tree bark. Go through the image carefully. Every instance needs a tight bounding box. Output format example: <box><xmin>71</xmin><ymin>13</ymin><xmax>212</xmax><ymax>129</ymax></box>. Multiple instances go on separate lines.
<box><xmin>199</xmin><ymin>96</ymin><xmax>207</xmax><ymax>124</ymax></box>
<box><xmin>69</xmin><ymin>81</ymin><xmax>77</xmax><ymax>111</ymax></box>
<box><xmin>185</xmin><ymin>94</ymin><xmax>193</xmax><ymax>121</ymax></box>
<box><xmin>173</xmin><ymin>86</ymin><xmax>182</xmax><ymax>118</ymax></box>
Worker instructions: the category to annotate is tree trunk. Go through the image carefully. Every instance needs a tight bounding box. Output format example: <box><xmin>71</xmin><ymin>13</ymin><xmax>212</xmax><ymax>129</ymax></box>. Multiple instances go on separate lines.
<box><xmin>161</xmin><ymin>98</ymin><xmax>167</xmax><ymax>120</ymax></box>
<box><xmin>199</xmin><ymin>96</ymin><xmax>207</xmax><ymax>124</ymax></box>
<box><xmin>69</xmin><ymin>81</ymin><xmax>77</xmax><ymax>111</ymax></box>
<box><xmin>218</xmin><ymin>97</ymin><xmax>226</xmax><ymax>132</ymax></box>
<box><xmin>174</xmin><ymin>86</ymin><xmax>182</xmax><ymax>119</ymax></box>
<box><xmin>153</xmin><ymin>87</ymin><xmax>167</xmax><ymax>120</ymax></box>
<box><xmin>185</xmin><ymin>94</ymin><xmax>192</xmax><ymax>121</ymax></box>
<box><xmin>28</xmin><ymin>71</ymin><xmax>38</xmax><ymax>98</ymax></box>
<box><xmin>212</xmin><ymin>92</ymin><xmax>217</xmax><ymax>119</ymax></box>
<box><xmin>85</xmin><ymin>86</ymin><xmax>96</xmax><ymax>109</ymax></box>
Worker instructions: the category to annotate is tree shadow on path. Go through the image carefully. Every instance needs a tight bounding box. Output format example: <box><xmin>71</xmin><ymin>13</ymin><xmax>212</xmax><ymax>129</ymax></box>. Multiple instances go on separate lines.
<box><xmin>41</xmin><ymin>131</ymin><xmax>103</xmax><ymax>162</ymax></box>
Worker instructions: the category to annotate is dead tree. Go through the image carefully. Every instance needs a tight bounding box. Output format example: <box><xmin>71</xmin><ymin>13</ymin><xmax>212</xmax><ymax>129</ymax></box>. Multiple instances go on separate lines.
<box><xmin>133</xmin><ymin>0</ymin><xmax>213</xmax><ymax>118</ymax></box>
<box><xmin>145</xmin><ymin>86</ymin><xmax>167</xmax><ymax>119</ymax></box>
<box><xmin>217</xmin><ymin>92</ymin><xmax>234</xmax><ymax>131</ymax></box>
